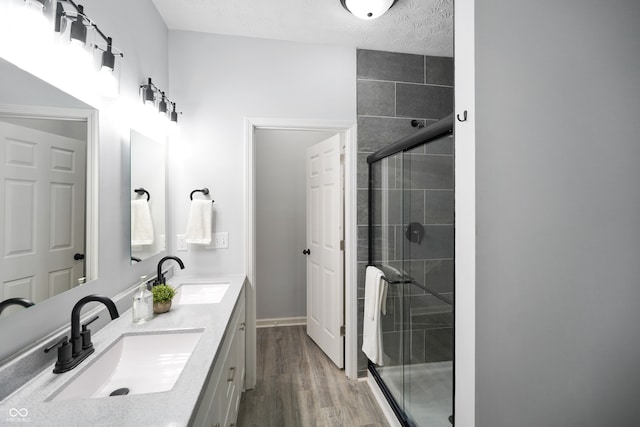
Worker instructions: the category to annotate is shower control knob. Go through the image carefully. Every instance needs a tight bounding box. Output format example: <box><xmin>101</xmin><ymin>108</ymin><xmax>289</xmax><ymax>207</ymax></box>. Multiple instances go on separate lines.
<box><xmin>302</xmin><ymin>249</ymin><xmax>311</xmax><ymax>255</ymax></box>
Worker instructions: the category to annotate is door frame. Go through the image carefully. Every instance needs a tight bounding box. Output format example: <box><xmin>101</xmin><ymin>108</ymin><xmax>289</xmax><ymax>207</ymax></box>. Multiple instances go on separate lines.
<box><xmin>245</xmin><ymin>117</ymin><xmax>358</xmax><ymax>385</ymax></box>
<box><xmin>454</xmin><ymin>0</ymin><xmax>477</xmax><ymax>424</ymax></box>
<box><xmin>0</xmin><ymin>103</ymin><xmax>99</xmax><ymax>283</ymax></box>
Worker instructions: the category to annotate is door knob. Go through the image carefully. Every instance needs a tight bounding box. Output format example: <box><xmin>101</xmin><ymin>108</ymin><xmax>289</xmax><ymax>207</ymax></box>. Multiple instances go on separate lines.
<box><xmin>74</xmin><ymin>253</ymin><xmax>85</xmax><ymax>260</ymax></box>
<box><xmin>302</xmin><ymin>249</ymin><xmax>311</xmax><ymax>255</ymax></box>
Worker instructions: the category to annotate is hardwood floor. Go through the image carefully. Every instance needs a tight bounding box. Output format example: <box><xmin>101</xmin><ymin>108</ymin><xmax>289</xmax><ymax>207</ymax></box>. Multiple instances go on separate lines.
<box><xmin>237</xmin><ymin>326</ymin><xmax>389</xmax><ymax>427</ymax></box>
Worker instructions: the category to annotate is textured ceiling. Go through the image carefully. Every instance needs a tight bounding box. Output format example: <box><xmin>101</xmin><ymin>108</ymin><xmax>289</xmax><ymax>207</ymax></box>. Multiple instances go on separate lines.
<box><xmin>151</xmin><ymin>0</ymin><xmax>453</xmax><ymax>57</ymax></box>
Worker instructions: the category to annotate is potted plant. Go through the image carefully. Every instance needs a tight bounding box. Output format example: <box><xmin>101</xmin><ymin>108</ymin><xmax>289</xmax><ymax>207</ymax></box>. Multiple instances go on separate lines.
<box><xmin>151</xmin><ymin>284</ymin><xmax>176</xmax><ymax>314</ymax></box>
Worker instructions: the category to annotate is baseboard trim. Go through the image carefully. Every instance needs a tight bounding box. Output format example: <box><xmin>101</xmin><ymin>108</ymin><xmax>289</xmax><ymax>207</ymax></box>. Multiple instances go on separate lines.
<box><xmin>367</xmin><ymin>374</ymin><xmax>402</xmax><ymax>427</ymax></box>
<box><xmin>256</xmin><ymin>316</ymin><xmax>306</xmax><ymax>328</ymax></box>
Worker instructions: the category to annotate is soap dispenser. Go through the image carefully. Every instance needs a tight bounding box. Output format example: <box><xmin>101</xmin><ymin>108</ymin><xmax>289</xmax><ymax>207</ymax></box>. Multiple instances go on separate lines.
<box><xmin>132</xmin><ymin>275</ymin><xmax>153</xmax><ymax>323</ymax></box>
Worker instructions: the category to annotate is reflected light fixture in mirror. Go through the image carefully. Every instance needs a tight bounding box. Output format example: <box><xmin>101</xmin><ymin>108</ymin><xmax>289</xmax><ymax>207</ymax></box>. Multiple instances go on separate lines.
<box><xmin>340</xmin><ymin>0</ymin><xmax>397</xmax><ymax>19</ymax></box>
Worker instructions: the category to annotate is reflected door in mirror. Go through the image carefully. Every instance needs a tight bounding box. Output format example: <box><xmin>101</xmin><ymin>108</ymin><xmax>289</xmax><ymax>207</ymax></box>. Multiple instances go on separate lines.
<box><xmin>0</xmin><ymin>120</ymin><xmax>86</xmax><ymax>316</ymax></box>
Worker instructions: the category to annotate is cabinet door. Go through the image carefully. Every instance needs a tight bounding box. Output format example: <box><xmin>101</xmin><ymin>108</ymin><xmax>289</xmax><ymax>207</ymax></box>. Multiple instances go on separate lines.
<box><xmin>231</xmin><ymin>299</ymin><xmax>246</xmax><ymax>422</ymax></box>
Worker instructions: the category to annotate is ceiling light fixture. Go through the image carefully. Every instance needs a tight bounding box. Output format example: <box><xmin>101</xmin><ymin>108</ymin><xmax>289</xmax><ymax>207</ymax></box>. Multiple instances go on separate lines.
<box><xmin>340</xmin><ymin>0</ymin><xmax>397</xmax><ymax>20</ymax></box>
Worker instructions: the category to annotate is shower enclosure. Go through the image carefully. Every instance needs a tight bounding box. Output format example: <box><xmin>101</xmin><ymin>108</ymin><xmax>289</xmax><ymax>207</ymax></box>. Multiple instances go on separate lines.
<box><xmin>367</xmin><ymin>114</ymin><xmax>454</xmax><ymax>426</ymax></box>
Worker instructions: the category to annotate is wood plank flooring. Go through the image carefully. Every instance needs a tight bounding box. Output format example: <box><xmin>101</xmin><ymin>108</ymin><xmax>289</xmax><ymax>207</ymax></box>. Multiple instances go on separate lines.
<box><xmin>237</xmin><ymin>326</ymin><xmax>389</xmax><ymax>427</ymax></box>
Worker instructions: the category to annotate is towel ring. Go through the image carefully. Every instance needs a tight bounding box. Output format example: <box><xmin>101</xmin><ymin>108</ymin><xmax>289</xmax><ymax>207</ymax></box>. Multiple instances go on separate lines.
<box><xmin>190</xmin><ymin>188</ymin><xmax>214</xmax><ymax>203</ymax></box>
<box><xmin>134</xmin><ymin>188</ymin><xmax>150</xmax><ymax>201</ymax></box>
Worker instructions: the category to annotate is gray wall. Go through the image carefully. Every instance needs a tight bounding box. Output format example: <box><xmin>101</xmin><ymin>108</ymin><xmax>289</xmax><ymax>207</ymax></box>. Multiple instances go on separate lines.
<box><xmin>356</xmin><ymin>49</ymin><xmax>453</xmax><ymax>374</ymax></box>
<box><xmin>475</xmin><ymin>1</ymin><xmax>640</xmax><ymax>426</ymax></box>
<box><xmin>255</xmin><ymin>129</ymin><xmax>337</xmax><ymax>320</ymax></box>
<box><xmin>167</xmin><ymin>32</ymin><xmax>356</xmax><ymax>277</ymax></box>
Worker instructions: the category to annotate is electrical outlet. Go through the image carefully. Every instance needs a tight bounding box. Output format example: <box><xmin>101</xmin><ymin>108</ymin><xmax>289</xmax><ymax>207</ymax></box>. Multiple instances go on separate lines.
<box><xmin>176</xmin><ymin>234</ymin><xmax>187</xmax><ymax>251</ymax></box>
<box><xmin>212</xmin><ymin>232</ymin><xmax>228</xmax><ymax>249</ymax></box>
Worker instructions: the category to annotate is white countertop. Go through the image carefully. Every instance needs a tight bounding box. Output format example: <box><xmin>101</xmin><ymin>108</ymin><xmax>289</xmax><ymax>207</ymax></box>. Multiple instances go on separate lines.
<box><xmin>0</xmin><ymin>274</ymin><xmax>246</xmax><ymax>427</ymax></box>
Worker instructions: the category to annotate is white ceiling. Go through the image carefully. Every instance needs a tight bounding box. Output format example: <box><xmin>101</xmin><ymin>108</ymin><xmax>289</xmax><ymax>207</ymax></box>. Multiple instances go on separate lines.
<box><xmin>151</xmin><ymin>0</ymin><xmax>453</xmax><ymax>57</ymax></box>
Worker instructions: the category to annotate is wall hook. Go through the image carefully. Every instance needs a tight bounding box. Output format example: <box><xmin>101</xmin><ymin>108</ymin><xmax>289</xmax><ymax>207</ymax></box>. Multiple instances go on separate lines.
<box><xmin>457</xmin><ymin>111</ymin><xmax>468</xmax><ymax>122</ymax></box>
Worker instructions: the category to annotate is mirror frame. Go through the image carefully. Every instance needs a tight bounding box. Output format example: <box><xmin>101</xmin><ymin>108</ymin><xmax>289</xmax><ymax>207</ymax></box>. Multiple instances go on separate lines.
<box><xmin>0</xmin><ymin>103</ymin><xmax>99</xmax><ymax>289</ymax></box>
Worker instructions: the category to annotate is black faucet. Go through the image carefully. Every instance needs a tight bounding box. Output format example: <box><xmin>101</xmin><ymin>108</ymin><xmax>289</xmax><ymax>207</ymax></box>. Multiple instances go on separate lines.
<box><xmin>44</xmin><ymin>294</ymin><xmax>119</xmax><ymax>374</ymax></box>
<box><xmin>154</xmin><ymin>255</ymin><xmax>185</xmax><ymax>286</ymax></box>
<box><xmin>0</xmin><ymin>297</ymin><xmax>35</xmax><ymax>315</ymax></box>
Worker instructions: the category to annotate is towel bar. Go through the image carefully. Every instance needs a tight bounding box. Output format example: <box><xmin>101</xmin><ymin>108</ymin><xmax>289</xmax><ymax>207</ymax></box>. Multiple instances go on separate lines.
<box><xmin>189</xmin><ymin>188</ymin><xmax>214</xmax><ymax>203</ymax></box>
<box><xmin>134</xmin><ymin>188</ymin><xmax>150</xmax><ymax>201</ymax></box>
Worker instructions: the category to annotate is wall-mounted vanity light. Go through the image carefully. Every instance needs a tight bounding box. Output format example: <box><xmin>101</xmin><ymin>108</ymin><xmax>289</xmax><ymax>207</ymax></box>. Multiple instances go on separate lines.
<box><xmin>54</xmin><ymin>1</ymin><xmax>123</xmax><ymax>83</ymax></box>
<box><xmin>141</xmin><ymin>78</ymin><xmax>156</xmax><ymax>106</ymax></box>
<box><xmin>140</xmin><ymin>78</ymin><xmax>182</xmax><ymax>123</ymax></box>
<box><xmin>19</xmin><ymin>0</ymin><xmax>54</xmax><ymax>31</ymax></box>
<box><xmin>340</xmin><ymin>0</ymin><xmax>397</xmax><ymax>20</ymax></box>
<box><xmin>170</xmin><ymin>102</ymin><xmax>181</xmax><ymax>124</ymax></box>
<box><xmin>68</xmin><ymin>4</ymin><xmax>86</xmax><ymax>45</ymax></box>
<box><xmin>158</xmin><ymin>92</ymin><xmax>168</xmax><ymax>115</ymax></box>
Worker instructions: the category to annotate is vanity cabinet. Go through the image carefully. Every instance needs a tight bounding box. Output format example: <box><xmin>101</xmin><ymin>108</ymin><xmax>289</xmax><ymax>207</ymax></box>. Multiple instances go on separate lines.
<box><xmin>192</xmin><ymin>286</ymin><xmax>246</xmax><ymax>427</ymax></box>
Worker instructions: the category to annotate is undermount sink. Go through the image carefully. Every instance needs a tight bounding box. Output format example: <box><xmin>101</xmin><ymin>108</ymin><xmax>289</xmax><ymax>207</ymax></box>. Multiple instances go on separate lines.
<box><xmin>174</xmin><ymin>282</ymin><xmax>229</xmax><ymax>305</ymax></box>
<box><xmin>48</xmin><ymin>329</ymin><xmax>203</xmax><ymax>401</ymax></box>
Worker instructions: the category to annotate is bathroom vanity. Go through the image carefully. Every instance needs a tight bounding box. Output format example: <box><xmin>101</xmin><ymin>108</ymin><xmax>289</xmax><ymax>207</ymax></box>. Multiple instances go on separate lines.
<box><xmin>0</xmin><ymin>274</ymin><xmax>248</xmax><ymax>427</ymax></box>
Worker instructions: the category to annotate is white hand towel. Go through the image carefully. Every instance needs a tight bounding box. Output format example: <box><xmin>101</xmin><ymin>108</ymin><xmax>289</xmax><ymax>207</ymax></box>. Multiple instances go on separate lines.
<box><xmin>131</xmin><ymin>199</ymin><xmax>154</xmax><ymax>245</ymax></box>
<box><xmin>185</xmin><ymin>199</ymin><xmax>212</xmax><ymax>245</ymax></box>
<box><xmin>362</xmin><ymin>266</ymin><xmax>388</xmax><ymax>366</ymax></box>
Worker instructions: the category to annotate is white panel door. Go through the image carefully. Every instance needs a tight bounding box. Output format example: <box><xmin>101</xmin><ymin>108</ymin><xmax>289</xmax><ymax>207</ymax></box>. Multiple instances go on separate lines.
<box><xmin>305</xmin><ymin>134</ymin><xmax>343</xmax><ymax>368</ymax></box>
<box><xmin>0</xmin><ymin>121</ymin><xmax>85</xmax><ymax>311</ymax></box>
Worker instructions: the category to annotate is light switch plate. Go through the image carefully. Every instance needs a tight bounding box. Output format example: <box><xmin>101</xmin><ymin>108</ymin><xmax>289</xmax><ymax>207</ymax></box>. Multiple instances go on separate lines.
<box><xmin>176</xmin><ymin>234</ymin><xmax>187</xmax><ymax>251</ymax></box>
<box><xmin>212</xmin><ymin>232</ymin><xmax>228</xmax><ymax>249</ymax></box>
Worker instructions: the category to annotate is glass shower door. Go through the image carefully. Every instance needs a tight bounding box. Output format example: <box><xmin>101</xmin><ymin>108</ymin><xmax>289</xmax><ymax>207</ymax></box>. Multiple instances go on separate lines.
<box><xmin>367</xmin><ymin>115</ymin><xmax>454</xmax><ymax>427</ymax></box>
<box><xmin>402</xmin><ymin>138</ymin><xmax>454</xmax><ymax>427</ymax></box>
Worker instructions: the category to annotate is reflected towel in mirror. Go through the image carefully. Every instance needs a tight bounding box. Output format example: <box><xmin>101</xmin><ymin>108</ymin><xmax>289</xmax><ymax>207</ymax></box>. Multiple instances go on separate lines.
<box><xmin>185</xmin><ymin>199</ymin><xmax>212</xmax><ymax>245</ymax></box>
<box><xmin>131</xmin><ymin>199</ymin><xmax>154</xmax><ymax>245</ymax></box>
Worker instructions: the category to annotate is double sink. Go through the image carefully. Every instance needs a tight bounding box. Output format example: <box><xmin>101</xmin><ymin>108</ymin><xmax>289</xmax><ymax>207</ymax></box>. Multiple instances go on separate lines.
<box><xmin>48</xmin><ymin>282</ymin><xmax>229</xmax><ymax>402</ymax></box>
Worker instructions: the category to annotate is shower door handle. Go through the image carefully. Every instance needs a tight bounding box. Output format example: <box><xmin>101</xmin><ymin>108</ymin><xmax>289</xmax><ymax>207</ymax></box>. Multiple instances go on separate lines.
<box><xmin>302</xmin><ymin>249</ymin><xmax>311</xmax><ymax>255</ymax></box>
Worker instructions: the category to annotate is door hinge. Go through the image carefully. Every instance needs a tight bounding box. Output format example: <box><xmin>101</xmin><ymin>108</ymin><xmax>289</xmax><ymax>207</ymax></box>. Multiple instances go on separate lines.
<box><xmin>340</xmin><ymin>325</ymin><xmax>345</xmax><ymax>336</ymax></box>
<box><xmin>340</xmin><ymin>240</ymin><xmax>344</xmax><ymax>251</ymax></box>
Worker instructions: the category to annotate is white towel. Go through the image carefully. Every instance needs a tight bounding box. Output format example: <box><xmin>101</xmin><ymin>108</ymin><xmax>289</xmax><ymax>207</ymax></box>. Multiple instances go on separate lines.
<box><xmin>362</xmin><ymin>266</ymin><xmax>388</xmax><ymax>366</ymax></box>
<box><xmin>185</xmin><ymin>199</ymin><xmax>212</xmax><ymax>244</ymax></box>
<box><xmin>131</xmin><ymin>199</ymin><xmax>154</xmax><ymax>245</ymax></box>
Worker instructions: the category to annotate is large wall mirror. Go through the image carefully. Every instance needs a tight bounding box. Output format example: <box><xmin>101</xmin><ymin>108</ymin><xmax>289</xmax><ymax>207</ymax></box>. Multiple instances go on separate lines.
<box><xmin>0</xmin><ymin>58</ymin><xmax>98</xmax><ymax>318</ymax></box>
<box><xmin>130</xmin><ymin>130</ymin><xmax>166</xmax><ymax>263</ymax></box>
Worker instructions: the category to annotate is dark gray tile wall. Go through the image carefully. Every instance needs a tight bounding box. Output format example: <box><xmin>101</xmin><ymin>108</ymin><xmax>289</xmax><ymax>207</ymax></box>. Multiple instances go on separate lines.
<box><xmin>356</xmin><ymin>49</ymin><xmax>454</xmax><ymax>376</ymax></box>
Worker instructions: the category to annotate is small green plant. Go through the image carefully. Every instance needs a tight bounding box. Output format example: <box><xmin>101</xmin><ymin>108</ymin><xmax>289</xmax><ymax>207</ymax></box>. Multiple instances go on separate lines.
<box><xmin>151</xmin><ymin>284</ymin><xmax>176</xmax><ymax>303</ymax></box>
